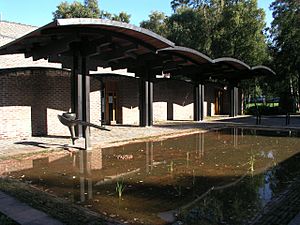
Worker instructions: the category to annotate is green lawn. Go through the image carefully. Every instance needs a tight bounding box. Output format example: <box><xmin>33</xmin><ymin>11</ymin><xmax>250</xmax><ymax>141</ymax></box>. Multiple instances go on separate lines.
<box><xmin>245</xmin><ymin>102</ymin><xmax>279</xmax><ymax>108</ymax></box>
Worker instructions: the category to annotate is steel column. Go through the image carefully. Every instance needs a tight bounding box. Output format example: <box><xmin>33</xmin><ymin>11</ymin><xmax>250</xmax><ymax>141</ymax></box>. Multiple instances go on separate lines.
<box><xmin>71</xmin><ymin>55</ymin><xmax>78</xmax><ymax>114</ymax></box>
<box><xmin>71</xmin><ymin>48</ymin><xmax>91</xmax><ymax>149</ymax></box>
<box><xmin>81</xmin><ymin>56</ymin><xmax>91</xmax><ymax>149</ymax></box>
<box><xmin>230</xmin><ymin>86</ymin><xmax>239</xmax><ymax>117</ymax></box>
<box><xmin>194</xmin><ymin>83</ymin><xmax>205</xmax><ymax>121</ymax></box>
<box><xmin>139</xmin><ymin>70</ymin><xmax>153</xmax><ymax>127</ymax></box>
<box><xmin>71</xmin><ymin>52</ymin><xmax>83</xmax><ymax>137</ymax></box>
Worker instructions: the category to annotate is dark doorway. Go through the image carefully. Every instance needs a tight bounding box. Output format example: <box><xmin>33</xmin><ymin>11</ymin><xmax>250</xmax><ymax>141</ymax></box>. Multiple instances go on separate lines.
<box><xmin>215</xmin><ymin>90</ymin><xmax>224</xmax><ymax>115</ymax></box>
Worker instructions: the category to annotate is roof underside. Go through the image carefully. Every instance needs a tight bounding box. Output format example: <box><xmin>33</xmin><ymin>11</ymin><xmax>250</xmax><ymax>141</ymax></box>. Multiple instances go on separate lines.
<box><xmin>0</xmin><ymin>18</ymin><xmax>275</xmax><ymax>81</ymax></box>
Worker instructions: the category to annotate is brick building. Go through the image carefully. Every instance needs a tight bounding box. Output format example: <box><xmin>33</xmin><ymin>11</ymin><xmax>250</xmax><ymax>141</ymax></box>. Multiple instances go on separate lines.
<box><xmin>0</xmin><ymin>21</ymin><xmax>240</xmax><ymax>139</ymax></box>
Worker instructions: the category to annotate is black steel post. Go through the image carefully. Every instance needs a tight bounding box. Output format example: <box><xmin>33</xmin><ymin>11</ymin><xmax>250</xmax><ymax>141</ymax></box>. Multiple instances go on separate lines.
<box><xmin>71</xmin><ymin>49</ymin><xmax>83</xmax><ymax>137</ymax></box>
<box><xmin>81</xmin><ymin>56</ymin><xmax>91</xmax><ymax>149</ymax></box>
<box><xmin>139</xmin><ymin>69</ymin><xmax>153</xmax><ymax>127</ymax></box>
<box><xmin>77</xmin><ymin>59</ymin><xmax>83</xmax><ymax>137</ymax></box>
<box><xmin>167</xmin><ymin>101</ymin><xmax>174</xmax><ymax>120</ymax></box>
<box><xmin>148</xmin><ymin>79</ymin><xmax>153</xmax><ymax>126</ymax></box>
<box><xmin>230</xmin><ymin>85</ymin><xmax>239</xmax><ymax>117</ymax></box>
<box><xmin>235</xmin><ymin>87</ymin><xmax>239</xmax><ymax>116</ymax></box>
<box><xmin>71</xmin><ymin>55</ymin><xmax>78</xmax><ymax>114</ymax></box>
<box><xmin>194</xmin><ymin>83</ymin><xmax>204</xmax><ymax>121</ymax></box>
<box><xmin>139</xmin><ymin>78</ymin><xmax>147</xmax><ymax>126</ymax></box>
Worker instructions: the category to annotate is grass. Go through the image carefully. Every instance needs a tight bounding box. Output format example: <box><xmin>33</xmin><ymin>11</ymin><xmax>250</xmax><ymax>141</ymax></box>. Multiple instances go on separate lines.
<box><xmin>168</xmin><ymin>160</ymin><xmax>174</xmax><ymax>173</ymax></box>
<box><xmin>115</xmin><ymin>180</ymin><xmax>126</xmax><ymax>199</ymax></box>
<box><xmin>245</xmin><ymin>103</ymin><xmax>279</xmax><ymax>108</ymax></box>
<box><xmin>249</xmin><ymin>155</ymin><xmax>255</xmax><ymax>173</ymax></box>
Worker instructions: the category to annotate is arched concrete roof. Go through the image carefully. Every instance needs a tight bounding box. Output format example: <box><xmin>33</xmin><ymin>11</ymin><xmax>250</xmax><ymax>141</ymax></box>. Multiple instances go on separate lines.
<box><xmin>213</xmin><ymin>57</ymin><xmax>251</xmax><ymax>70</ymax></box>
<box><xmin>0</xmin><ymin>18</ymin><xmax>275</xmax><ymax>80</ymax></box>
<box><xmin>0</xmin><ymin>18</ymin><xmax>175</xmax><ymax>73</ymax></box>
<box><xmin>252</xmin><ymin>65</ymin><xmax>276</xmax><ymax>76</ymax></box>
<box><xmin>157</xmin><ymin>48</ymin><xmax>275</xmax><ymax>81</ymax></box>
<box><xmin>157</xmin><ymin>46</ymin><xmax>214</xmax><ymax>65</ymax></box>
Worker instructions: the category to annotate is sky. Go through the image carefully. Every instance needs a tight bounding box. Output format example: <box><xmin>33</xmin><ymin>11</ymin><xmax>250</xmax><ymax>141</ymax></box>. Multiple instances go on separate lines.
<box><xmin>0</xmin><ymin>0</ymin><xmax>273</xmax><ymax>27</ymax></box>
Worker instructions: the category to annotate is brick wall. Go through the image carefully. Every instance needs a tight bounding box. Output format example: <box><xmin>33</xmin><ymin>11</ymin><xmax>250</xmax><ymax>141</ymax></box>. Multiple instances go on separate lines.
<box><xmin>154</xmin><ymin>79</ymin><xmax>194</xmax><ymax>121</ymax></box>
<box><xmin>0</xmin><ymin>69</ymin><xmax>35</xmax><ymax>139</ymax></box>
<box><xmin>99</xmin><ymin>76</ymin><xmax>236</xmax><ymax>124</ymax></box>
<box><xmin>110</xmin><ymin>77</ymin><xmax>196</xmax><ymax>124</ymax></box>
<box><xmin>0</xmin><ymin>68</ymin><xmax>101</xmax><ymax>139</ymax></box>
<box><xmin>101</xmin><ymin>76</ymin><xmax>140</xmax><ymax>125</ymax></box>
<box><xmin>205</xmin><ymin>84</ymin><xmax>216</xmax><ymax>116</ymax></box>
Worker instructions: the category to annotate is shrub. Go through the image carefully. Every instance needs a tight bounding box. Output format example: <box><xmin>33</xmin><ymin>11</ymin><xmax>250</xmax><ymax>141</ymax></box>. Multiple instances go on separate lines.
<box><xmin>244</xmin><ymin>105</ymin><xmax>286</xmax><ymax>115</ymax></box>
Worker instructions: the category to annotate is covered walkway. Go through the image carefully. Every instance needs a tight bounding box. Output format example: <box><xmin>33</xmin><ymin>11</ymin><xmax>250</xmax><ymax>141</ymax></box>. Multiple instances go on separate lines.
<box><xmin>0</xmin><ymin>18</ymin><xmax>275</xmax><ymax>149</ymax></box>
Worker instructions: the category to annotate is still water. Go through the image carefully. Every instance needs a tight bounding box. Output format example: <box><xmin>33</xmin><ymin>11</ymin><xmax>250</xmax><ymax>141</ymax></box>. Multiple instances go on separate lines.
<box><xmin>1</xmin><ymin>128</ymin><xmax>300</xmax><ymax>225</ymax></box>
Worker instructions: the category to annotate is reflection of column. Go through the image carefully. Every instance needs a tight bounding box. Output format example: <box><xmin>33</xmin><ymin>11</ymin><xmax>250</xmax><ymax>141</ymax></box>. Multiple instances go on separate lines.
<box><xmin>196</xmin><ymin>133</ymin><xmax>205</xmax><ymax>158</ymax></box>
<box><xmin>146</xmin><ymin>141</ymin><xmax>154</xmax><ymax>173</ymax></box>
<box><xmin>217</xmin><ymin>130</ymin><xmax>221</xmax><ymax>140</ymax></box>
<box><xmin>79</xmin><ymin>151</ymin><xmax>93</xmax><ymax>202</ymax></box>
<box><xmin>233</xmin><ymin>128</ymin><xmax>238</xmax><ymax>148</ymax></box>
<box><xmin>91</xmin><ymin>149</ymin><xmax>103</xmax><ymax>170</ymax></box>
<box><xmin>150</xmin><ymin>142</ymin><xmax>154</xmax><ymax>171</ymax></box>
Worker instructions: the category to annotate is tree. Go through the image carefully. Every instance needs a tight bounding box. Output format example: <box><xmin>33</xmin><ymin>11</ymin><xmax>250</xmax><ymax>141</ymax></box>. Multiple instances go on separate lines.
<box><xmin>270</xmin><ymin>0</ymin><xmax>300</xmax><ymax>111</ymax></box>
<box><xmin>167</xmin><ymin>7</ymin><xmax>213</xmax><ymax>55</ymax></box>
<box><xmin>84</xmin><ymin>0</ymin><xmax>100</xmax><ymax>18</ymax></box>
<box><xmin>53</xmin><ymin>0</ymin><xmax>100</xmax><ymax>19</ymax></box>
<box><xmin>143</xmin><ymin>0</ymin><xmax>268</xmax><ymax>65</ymax></box>
<box><xmin>53</xmin><ymin>0</ymin><xmax>131</xmax><ymax>23</ymax></box>
<box><xmin>171</xmin><ymin>0</ymin><xmax>205</xmax><ymax>11</ymax></box>
<box><xmin>140</xmin><ymin>11</ymin><xmax>168</xmax><ymax>36</ymax></box>
<box><xmin>141</xmin><ymin>0</ymin><xmax>270</xmax><ymax>109</ymax></box>
<box><xmin>100</xmin><ymin>11</ymin><xmax>131</xmax><ymax>23</ymax></box>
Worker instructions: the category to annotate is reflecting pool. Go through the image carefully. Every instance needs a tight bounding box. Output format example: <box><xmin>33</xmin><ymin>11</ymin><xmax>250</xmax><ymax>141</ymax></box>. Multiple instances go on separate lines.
<box><xmin>1</xmin><ymin>128</ymin><xmax>300</xmax><ymax>225</ymax></box>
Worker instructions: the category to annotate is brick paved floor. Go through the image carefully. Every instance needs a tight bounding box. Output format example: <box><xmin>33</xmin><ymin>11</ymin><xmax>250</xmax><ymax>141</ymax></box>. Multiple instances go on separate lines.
<box><xmin>249</xmin><ymin>176</ymin><xmax>300</xmax><ymax>225</ymax></box>
<box><xmin>2</xmin><ymin>115</ymin><xmax>300</xmax><ymax>158</ymax></box>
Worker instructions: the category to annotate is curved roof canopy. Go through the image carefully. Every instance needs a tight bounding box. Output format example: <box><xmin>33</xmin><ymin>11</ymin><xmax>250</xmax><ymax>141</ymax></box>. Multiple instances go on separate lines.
<box><xmin>0</xmin><ymin>18</ymin><xmax>174</xmax><ymax>72</ymax></box>
<box><xmin>158</xmin><ymin>47</ymin><xmax>275</xmax><ymax>81</ymax></box>
<box><xmin>0</xmin><ymin>18</ymin><xmax>275</xmax><ymax>81</ymax></box>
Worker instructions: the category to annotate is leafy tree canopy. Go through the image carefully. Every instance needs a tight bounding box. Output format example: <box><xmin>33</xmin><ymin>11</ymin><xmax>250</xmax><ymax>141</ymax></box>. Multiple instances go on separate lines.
<box><xmin>140</xmin><ymin>11</ymin><xmax>168</xmax><ymax>36</ymax></box>
<box><xmin>269</xmin><ymin>0</ymin><xmax>300</xmax><ymax>109</ymax></box>
<box><xmin>142</xmin><ymin>0</ymin><xmax>268</xmax><ymax>66</ymax></box>
<box><xmin>100</xmin><ymin>11</ymin><xmax>131</xmax><ymax>23</ymax></box>
<box><xmin>53</xmin><ymin>0</ymin><xmax>131</xmax><ymax>23</ymax></box>
<box><xmin>53</xmin><ymin>0</ymin><xmax>100</xmax><ymax>19</ymax></box>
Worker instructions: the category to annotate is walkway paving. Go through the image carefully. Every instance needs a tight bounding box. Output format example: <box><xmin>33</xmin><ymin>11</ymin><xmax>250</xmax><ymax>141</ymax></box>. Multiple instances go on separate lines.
<box><xmin>289</xmin><ymin>213</ymin><xmax>300</xmax><ymax>225</ymax></box>
<box><xmin>2</xmin><ymin>115</ymin><xmax>300</xmax><ymax>158</ymax></box>
<box><xmin>249</xmin><ymin>175</ymin><xmax>300</xmax><ymax>225</ymax></box>
<box><xmin>0</xmin><ymin>191</ymin><xmax>64</xmax><ymax>225</ymax></box>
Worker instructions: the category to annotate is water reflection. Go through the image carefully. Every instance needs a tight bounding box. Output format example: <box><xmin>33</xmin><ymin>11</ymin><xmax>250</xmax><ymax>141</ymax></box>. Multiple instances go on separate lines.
<box><xmin>1</xmin><ymin>128</ymin><xmax>300</xmax><ymax>225</ymax></box>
